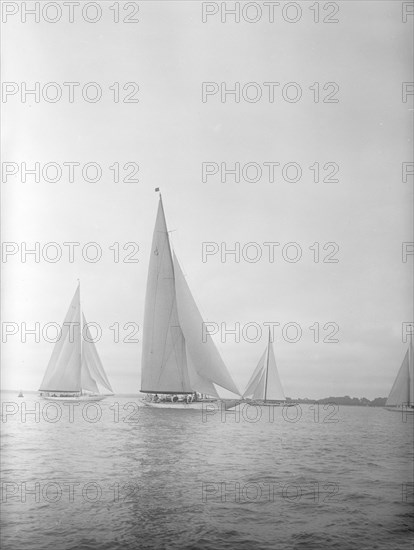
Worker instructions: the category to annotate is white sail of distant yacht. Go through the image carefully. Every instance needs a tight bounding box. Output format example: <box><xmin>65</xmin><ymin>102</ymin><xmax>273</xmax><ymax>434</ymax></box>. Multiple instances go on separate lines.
<box><xmin>140</xmin><ymin>192</ymin><xmax>240</xmax><ymax>409</ymax></box>
<box><xmin>385</xmin><ymin>340</ymin><xmax>414</xmax><ymax>413</ymax></box>
<box><xmin>39</xmin><ymin>284</ymin><xmax>113</xmax><ymax>402</ymax></box>
<box><xmin>243</xmin><ymin>329</ymin><xmax>286</xmax><ymax>404</ymax></box>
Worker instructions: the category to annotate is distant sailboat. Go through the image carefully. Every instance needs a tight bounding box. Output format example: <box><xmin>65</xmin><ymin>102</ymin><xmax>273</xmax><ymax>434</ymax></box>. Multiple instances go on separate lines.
<box><xmin>385</xmin><ymin>340</ymin><xmax>414</xmax><ymax>413</ymax></box>
<box><xmin>39</xmin><ymin>283</ymin><xmax>114</xmax><ymax>402</ymax></box>
<box><xmin>18</xmin><ymin>390</ymin><xmax>23</xmax><ymax>398</ymax></box>
<box><xmin>243</xmin><ymin>329</ymin><xmax>288</xmax><ymax>406</ymax></box>
<box><xmin>140</xmin><ymin>191</ymin><xmax>240</xmax><ymax>409</ymax></box>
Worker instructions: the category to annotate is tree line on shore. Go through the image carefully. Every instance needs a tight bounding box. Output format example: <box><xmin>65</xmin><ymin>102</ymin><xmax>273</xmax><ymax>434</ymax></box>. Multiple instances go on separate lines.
<box><xmin>288</xmin><ymin>396</ymin><xmax>387</xmax><ymax>407</ymax></box>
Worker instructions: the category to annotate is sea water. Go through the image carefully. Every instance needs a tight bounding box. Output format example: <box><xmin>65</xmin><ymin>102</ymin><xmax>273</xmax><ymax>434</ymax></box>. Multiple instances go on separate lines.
<box><xmin>1</xmin><ymin>394</ymin><xmax>413</xmax><ymax>550</ymax></box>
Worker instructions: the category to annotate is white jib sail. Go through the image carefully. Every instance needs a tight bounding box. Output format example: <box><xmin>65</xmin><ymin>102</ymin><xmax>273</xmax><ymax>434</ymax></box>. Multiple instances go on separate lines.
<box><xmin>81</xmin><ymin>313</ymin><xmax>113</xmax><ymax>394</ymax></box>
<box><xmin>173</xmin><ymin>254</ymin><xmax>240</xmax><ymax>397</ymax></box>
<box><xmin>243</xmin><ymin>349</ymin><xmax>267</xmax><ymax>399</ymax></box>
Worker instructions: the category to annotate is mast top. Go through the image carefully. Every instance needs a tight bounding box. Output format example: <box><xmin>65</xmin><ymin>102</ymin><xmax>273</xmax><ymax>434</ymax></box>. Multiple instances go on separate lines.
<box><xmin>155</xmin><ymin>187</ymin><xmax>163</xmax><ymax>205</ymax></box>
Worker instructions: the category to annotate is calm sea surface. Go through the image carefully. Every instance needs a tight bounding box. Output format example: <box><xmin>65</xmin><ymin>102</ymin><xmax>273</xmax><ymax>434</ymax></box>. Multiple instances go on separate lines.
<box><xmin>1</xmin><ymin>394</ymin><xmax>413</xmax><ymax>550</ymax></box>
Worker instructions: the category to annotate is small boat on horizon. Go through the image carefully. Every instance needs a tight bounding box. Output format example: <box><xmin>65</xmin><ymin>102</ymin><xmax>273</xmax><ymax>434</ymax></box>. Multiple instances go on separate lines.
<box><xmin>39</xmin><ymin>283</ymin><xmax>114</xmax><ymax>402</ymax></box>
<box><xmin>241</xmin><ymin>329</ymin><xmax>294</xmax><ymax>407</ymax></box>
<box><xmin>384</xmin><ymin>339</ymin><xmax>414</xmax><ymax>414</ymax></box>
<box><xmin>18</xmin><ymin>390</ymin><xmax>24</xmax><ymax>398</ymax></box>
<box><xmin>139</xmin><ymin>190</ymin><xmax>240</xmax><ymax>410</ymax></box>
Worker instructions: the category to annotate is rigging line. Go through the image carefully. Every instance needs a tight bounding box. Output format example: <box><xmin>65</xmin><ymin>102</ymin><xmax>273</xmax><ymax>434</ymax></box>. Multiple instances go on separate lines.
<box><xmin>264</xmin><ymin>329</ymin><xmax>271</xmax><ymax>402</ymax></box>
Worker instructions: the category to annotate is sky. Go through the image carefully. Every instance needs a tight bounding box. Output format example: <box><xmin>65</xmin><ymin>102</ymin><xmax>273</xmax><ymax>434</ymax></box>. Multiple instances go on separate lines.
<box><xmin>1</xmin><ymin>1</ymin><xmax>413</xmax><ymax>399</ymax></box>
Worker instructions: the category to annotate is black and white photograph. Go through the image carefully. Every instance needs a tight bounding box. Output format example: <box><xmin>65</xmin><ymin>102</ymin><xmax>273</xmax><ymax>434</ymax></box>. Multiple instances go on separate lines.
<box><xmin>1</xmin><ymin>1</ymin><xmax>413</xmax><ymax>549</ymax></box>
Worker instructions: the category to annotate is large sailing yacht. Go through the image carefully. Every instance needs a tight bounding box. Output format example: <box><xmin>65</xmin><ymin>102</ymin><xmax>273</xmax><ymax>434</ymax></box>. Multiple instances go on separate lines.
<box><xmin>139</xmin><ymin>191</ymin><xmax>240</xmax><ymax>409</ymax></box>
<box><xmin>39</xmin><ymin>283</ymin><xmax>114</xmax><ymax>402</ymax></box>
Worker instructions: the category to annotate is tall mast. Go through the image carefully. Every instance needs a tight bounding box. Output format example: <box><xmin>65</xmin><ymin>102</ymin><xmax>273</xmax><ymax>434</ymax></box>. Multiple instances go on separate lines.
<box><xmin>157</xmin><ymin>189</ymin><xmax>176</xmax><ymax>272</ymax></box>
<box><xmin>264</xmin><ymin>328</ymin><xmax>271</xmax><ymax>402</ymax></box>
<box><xmin>78</xmin><ymin>279</ymin><xmax>82</xmax><ymax>394</ymax></box>
<box><xmin>409</xmin><ymin>332</ymin><xmax>413</xmax><ymax>404</ymax></box>
<box><xmin>161</xmin><ymin>195</ymin><xmax>175</xmax><ymax>264</ymax></box>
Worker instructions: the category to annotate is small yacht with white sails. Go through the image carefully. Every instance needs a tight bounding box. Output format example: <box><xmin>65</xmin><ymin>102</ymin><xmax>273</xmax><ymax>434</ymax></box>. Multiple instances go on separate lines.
<box><xmin>384</xmin><ymin>339</ymin><xmax>414</xmax><ymax>413</ymax></box>
<box><xmin>242</xmin><ymin>329</ymin><xmax>292</xmax><ymax>406</ymax></box>
<box><xmin>39</xmin><ymin>283</ymin><xmax>114</xmax><ymax>402</ymax></box>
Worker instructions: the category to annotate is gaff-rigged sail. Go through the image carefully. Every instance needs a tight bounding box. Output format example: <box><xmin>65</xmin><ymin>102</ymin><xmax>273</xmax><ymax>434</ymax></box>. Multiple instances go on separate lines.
<box><xmin>386</xmin><ymin>342</ymin><xmax>413</xmax><ymax>406</ymax></box>
<box><xmin>140</xmin><ymin>195</ymin><xmax>240</xmax><ymax>397</ymax></box>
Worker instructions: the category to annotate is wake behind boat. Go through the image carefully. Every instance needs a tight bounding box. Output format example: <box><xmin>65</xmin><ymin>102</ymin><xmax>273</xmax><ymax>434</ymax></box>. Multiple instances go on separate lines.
<box><xmin>384</xmin><ymin>340</ymin><xmax>414</xmax><ymax>413</ymax></box>
<box><xmin>139</xmin><ymin>191</ymin><xmax>240</xmax><ymax>409</ymax></box>
<box><xmin>39</xmin><ymin>283</ymin><xmax>114</xmax><ymax>403</ymax></box>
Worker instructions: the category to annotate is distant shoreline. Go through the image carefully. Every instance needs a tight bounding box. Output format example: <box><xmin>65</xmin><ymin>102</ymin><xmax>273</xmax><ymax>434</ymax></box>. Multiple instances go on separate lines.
<box><xmin>0</xmin><ymin>389</ymin><xmax>387</xmax><ymax>406</ymax></box>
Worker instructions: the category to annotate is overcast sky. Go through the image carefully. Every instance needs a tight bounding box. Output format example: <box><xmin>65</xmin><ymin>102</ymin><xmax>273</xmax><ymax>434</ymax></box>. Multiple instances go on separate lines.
<box><xmin>1</xmin><ymin>1</ymin><xmax>413</xmax><ymax>398</ymax></box>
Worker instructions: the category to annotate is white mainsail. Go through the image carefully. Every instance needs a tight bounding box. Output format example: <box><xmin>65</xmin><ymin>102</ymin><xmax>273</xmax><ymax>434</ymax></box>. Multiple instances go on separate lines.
<box><xmin>39</xmin><ymin>285</ymin><xmax>113</xmax><ymax>395</ymax></box>
<box><xmin>386</xmin><ymin>342</ymin><xmax>413</xmax><ymax>407</ymax></box>
<box><xmin>140</xmin><ymin>195</ymin><xmax>240</xmax><ymax>397</ymax></box>
<box><xmin>39</xmin><ymin>285</ymin><xmax>82</xmax><ymax>392</ymax></box>
<box><xmin>140</xmin><ymin>198</ymin><xmax>192</xmax><ymax>393</ymax></box>
<box><xmin>243</xmin><ymin>331</ymin><xmax>286</xmax><ymax>401</ymax></box>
